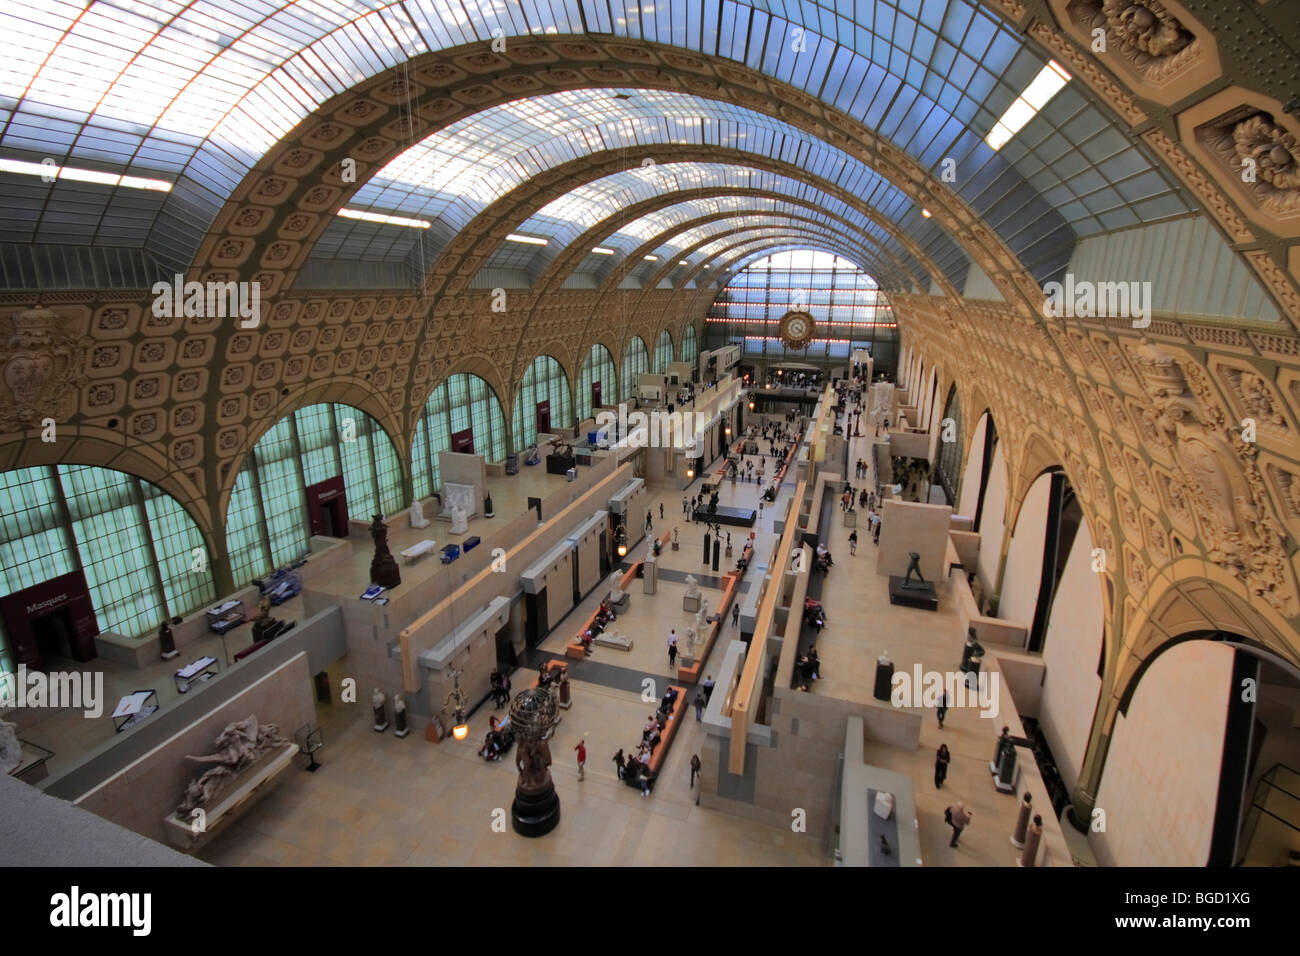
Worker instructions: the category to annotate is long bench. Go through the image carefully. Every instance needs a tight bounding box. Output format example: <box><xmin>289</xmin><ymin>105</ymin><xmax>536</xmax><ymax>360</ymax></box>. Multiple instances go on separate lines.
<box><xmin>401</xmin><ymin>539</ymin><xmax>437</xmax><ymax>564</ymax></box>
<box><xmin>623</xmin><ymin>683</ymin><xmax>688</xmax><ymax>790</ymax></box>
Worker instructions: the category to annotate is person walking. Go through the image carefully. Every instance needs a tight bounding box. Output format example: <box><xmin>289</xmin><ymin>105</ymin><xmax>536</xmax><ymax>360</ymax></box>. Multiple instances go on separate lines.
<box><xmin>690</xmin><ymin>753</ymin><xmax>702</xmax><ymax>788</ymax></box>
<box><xmin>694</xmin><ymin>691</ymin><xmax>705</xmax><ymax>721</ymax></box>
<box><xmin>612</xmin><ymin>747</ymin><xmax>625</xmax><ymax>780</ymax></box>
<box><xmin>937</xmin><ymin>689</ymin><xmax>948</xmax><ymax>729</ymax></box>
<box><xmin>732</xmin><ymin>602</ymin><xmax>740</xmax><ymax>628</ymax></box>
<box><xmin>668</xmin><ymin>630</ymin><xmax>678</xmax><ymax>667</ymax></box>
<box><xmin>659</xmin><ymin>502</ymin><xmax>664</xmax><ymax>520</ymax></box>
<box><xmin>646</xmin><ymin>509</ymin><xmax>653</xmax><ymax>532</ymax></box>
<box><xmin>848</xmin><ymin>530</ymin><xmax>858</xmax><ymax>556</ymax></box>
<box><xmin>682</xmin><ymin>495</ymin><xmax>689</xmax><ymax>516</ymax></box>
<box><xmin>945</xmin><ymin>802</ymin><xmax>972</xmax><ymax>847</ymax></box>
<box><xmin>575</xmin><ymin>738</ymin><xmax>587</xmax><ymax>781</ymax></box>
<box><xmin>934</xmin><ymin>744</ymin><xmax>950</xmax><ymax>789</ymax></box>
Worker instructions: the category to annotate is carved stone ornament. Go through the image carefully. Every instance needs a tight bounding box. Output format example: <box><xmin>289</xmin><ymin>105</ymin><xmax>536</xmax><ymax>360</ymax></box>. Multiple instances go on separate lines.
<box><xmin>1132</xmin><ymin>344</ymin><xmax>1294</xmax><ymax>614</ymax></box>
<box><xmin>1200</xmin><ymin>110</ymin><xmax>1300</xmax><ymax>218</ymax></box>
<box><xmin>0</xmin><ymin>307</ymin><xmax>91</xmax><ymax>431</ymax></box>
<box><xmin>1066</xmin><ymin>0</ymin><xmax>1196</xmax><ymax>84</ymax></box>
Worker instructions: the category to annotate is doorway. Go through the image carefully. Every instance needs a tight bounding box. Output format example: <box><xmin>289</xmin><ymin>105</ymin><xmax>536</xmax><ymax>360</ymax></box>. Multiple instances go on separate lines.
<box><xmin>495</xmin><ymin>622</ymin><xmax>516</xmax><ymax>674</ymax></box>
<box><xmin>32</xmin><ymin>608</ymin><xmax>74</xmax><ymax>668</ymax></box>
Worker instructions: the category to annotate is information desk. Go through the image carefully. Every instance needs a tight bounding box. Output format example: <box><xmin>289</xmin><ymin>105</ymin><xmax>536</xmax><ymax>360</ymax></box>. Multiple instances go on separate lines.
<box><xmin>174</xmin><ymin>656</ymin><xmax>219</xmax><ymax>694</ymax></box>
<box><xmin>111</xmin><ymin>689</ymin><xmax>159</xmax><ymax>733</ymax></box>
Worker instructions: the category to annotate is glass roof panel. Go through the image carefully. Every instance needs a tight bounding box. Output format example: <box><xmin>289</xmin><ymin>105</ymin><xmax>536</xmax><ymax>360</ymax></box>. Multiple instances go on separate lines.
<box><xmin>0</xmin><ymin>0</ymin><xmax>1192</xmax><ymax>284</ymax></box>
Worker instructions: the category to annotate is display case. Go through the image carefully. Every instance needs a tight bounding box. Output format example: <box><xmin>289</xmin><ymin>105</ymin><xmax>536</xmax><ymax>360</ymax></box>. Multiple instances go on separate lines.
<box><xmin>206</xmin><ymin>599</ymin><xmax>245</xmax><ymax>634</ymax></box>
<box><xmin>112</xmin><ymin>689</ymin><xmax>158</xmax><ymax>733</ymax></box>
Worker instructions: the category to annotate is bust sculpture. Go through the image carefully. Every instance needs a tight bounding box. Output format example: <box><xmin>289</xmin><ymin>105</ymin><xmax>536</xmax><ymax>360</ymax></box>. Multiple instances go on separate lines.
<box><xmin>372</xmin><ymin>688</ymin><xmax>388</xmax><ymax>732</ymax></box>
<box><xmin>409</xmin><ymin>499</ymin><xmax>431</xmax><ymax>529</ymax></box>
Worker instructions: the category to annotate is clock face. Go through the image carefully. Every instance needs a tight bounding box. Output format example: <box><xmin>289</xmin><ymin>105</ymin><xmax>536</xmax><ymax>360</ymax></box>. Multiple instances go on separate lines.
<box><xmin>778</xmin><ymin>310</ymin><xmax>815</xmax><ymax>350</ymax></box>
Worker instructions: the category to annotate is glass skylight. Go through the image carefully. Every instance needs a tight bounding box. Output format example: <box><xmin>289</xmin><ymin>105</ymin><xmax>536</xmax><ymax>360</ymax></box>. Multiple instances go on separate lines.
<box><xmin>985</xmin><ymin>61</ymin><xmax>1071</xmax><ymax>151</ymax></box>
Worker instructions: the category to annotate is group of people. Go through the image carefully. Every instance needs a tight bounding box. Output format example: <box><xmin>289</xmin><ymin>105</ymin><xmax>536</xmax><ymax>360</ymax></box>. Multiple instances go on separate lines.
<box><xmin>795</xmin><ymin>644</ymin><xmax>821</xmax><ymax>690</ymax></box>
<box><xmin>853</xmin><ymin>458</ymin><xmax>873</xmax><ymax>481</ymax></box>
<box><xmin>578</xmin><ymin>599</ymin><xmax>618</xmax><ymax>654</ymax></box>
<box><xmin>489</xmin><ymin>669</ymin><xmax>512</xmax><ymax>709</ymax></box>
<box><xmin>683</xmin><ymin>490</ymin><xmax>720</xmax><ymax>521</ymax></box>
<box><xmin>614</xmin><ymin>686</ymin><xmax>683</xmax><ymax>796</ymax></box>
<box><xmin>478</xmin><ymin>714</ymin><xmax>514</xmax><ymax>761</ymax></box>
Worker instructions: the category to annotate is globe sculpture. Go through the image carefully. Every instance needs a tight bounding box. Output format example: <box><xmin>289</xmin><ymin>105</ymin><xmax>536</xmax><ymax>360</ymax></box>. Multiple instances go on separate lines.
<box><xmin>508</xmin><ymin>687</ymin><xmax>561</xmax><ymax>836</ymax></box>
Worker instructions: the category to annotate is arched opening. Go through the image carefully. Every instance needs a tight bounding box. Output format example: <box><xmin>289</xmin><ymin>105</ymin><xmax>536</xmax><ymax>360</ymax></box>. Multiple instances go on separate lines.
<box><xmin>412</xmin><ymin>373</ymin><xmax>507</xmax><ymax>499</ymax></box>
<box><xmin>620</xmin><ymin>336</ymin><xmax>648</xmax><ymax>404</ymax></box>
<box><xmin>512</xmin><ymin>354</ymin><xmax>573</xmax><ymax>451</ymax></box>
<box><xmin>654</xmin><ymin>329</ymin><xmax>673</xmax><ymax>373</ymax></box>
<box><xmin>1001</xmin><ymin>469</ymin><xmax>1084</xmax><ymax>653</ymax></box>
<box><xmin>576</xmin><ymin>343</ymin><xmax>617</xmax><ymax>421</ymax></box>
<box><xmin>680</xmin><ymin>325</ymin><xmax>698</xmax><ymax>365</ymax></box>
<box><xmin>0</xmin><ymin>465</ymin><xmax>216</xmax><ymax>673</ymax></box>
<box><xmin>1096</xmin><ymin>633</ymin><xmax>1300</xmax><ymax>866</ymax></box>
<box><xmin>225</xmin><ymin>403</ymin><xmax>403</xmax><ymax>588</ymax></box>
<box><xmin>935</xmin><ymin>384</ymin><xmax>963</xmax><ymax>504</ymax></box>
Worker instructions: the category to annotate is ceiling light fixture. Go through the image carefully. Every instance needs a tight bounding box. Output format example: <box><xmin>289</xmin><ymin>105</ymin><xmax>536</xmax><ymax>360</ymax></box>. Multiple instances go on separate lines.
<box><xmin>921</xmin><ymin>208</ymin><xmax>932</xmax><ymax>218</ymax></box>
<box><xmin>592</xmin><ymin>246</ymin><xmax>615</xmax><ymax>255</ymax></box>
<box><xmin>985</xmin><ymin>60</ymin><xmax>1071</xmax><ymax>151</ymax></box>
<box><xmin>338</xmin><ymin>207</ymin><xmax>431</xmax><ymax>228</ymax></box>
<box><xmin>506</xmin><ymin>233</ymin><xmax>548</xmax><ymax>245</ymax></box>
<box><xmin>644</xmin><ymin>255</ymin><xmax>659</xmax><ymax>261</ymax></box>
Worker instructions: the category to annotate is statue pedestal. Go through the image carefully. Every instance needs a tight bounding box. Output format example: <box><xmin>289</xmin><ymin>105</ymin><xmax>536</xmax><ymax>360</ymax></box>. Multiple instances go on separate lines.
<box><xmin>887</xmin><ymin>576</ymin><xmax>937</xmax><ymax>611</ymax></box>
<box><xmin>683</xmin><ymin>593</ymin><xmax>701</xmax><ymax>612</ymax></box>
<box><xmin>844</xmin><ymin>510</ymin><xmax>857</xmax><ymax>528</ymax></box>
<box><xmin>512</xmin><ymin>783</ymin><xmax>561</xmax><ymax>837</ymax></box>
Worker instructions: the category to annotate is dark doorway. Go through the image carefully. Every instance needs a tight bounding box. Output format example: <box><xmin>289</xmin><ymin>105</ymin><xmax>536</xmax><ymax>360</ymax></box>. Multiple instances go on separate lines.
<box><xmin>495</xmin><ymin>622</ymin><xmax>516</xmax><ymax>673</ymax></box>
<box><xmin>451</xmin><ymin>428</ymin><xmax>474</xmax><ymax>454</ymax></box>
<box><xmin>1027</xmin><ymin>471</ymin><xmax>1082</xmax><ymax>654</ymax></box>
<box><xmin>536</xmin><ymin>400</ymin><xmax>551</xmax><ymax>435</ymax></box>
<box><xmin>591</xmin><ymin>381</ymin><xmax>602</xmax><ymax>410</ymax></box>
<box><xmin>314</xmin><ymin>671</ymin><xmax>332</xmax><ymax>704</ymax></box>
<box><xmin>306</xmin><ymin>477</ymin><xmax>348</xmax><ymax>538</ymax></box>
<box><xmin>32</xmin><ymin>608</ymin><xmax>74</xmax><ymax>667</ymax></box>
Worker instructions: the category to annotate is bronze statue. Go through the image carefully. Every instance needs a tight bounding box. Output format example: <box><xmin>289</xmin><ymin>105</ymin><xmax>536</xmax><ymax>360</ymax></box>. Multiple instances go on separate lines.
<box><xmin>368</xmin><ymin>513</ymin><xmax>401</xmax><ymax>589</ymax></box>
<box><xmin>902</xmin><ymin>551</ymin><xmax>926</xmax><ymax>588</ymax></box>
<box><xmin>507</xmin><ymin>688</ymin><xmax>561</xmax><ymax>836</ymax></box>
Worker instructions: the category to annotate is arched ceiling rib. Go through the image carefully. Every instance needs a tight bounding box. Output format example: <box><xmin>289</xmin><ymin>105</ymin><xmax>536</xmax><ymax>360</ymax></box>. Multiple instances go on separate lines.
<box><xmin>483</xmin><ymin>172</ymin><xmax>929</xmax><ymax>286</ymax></box>
<box><xmin>2</xmin><ymin>2</ymin><xmax>1191</xmax><ymax>286</ymax></box>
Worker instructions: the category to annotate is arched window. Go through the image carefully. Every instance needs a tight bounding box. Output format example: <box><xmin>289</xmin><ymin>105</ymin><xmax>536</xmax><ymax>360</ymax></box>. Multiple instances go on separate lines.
<box><xmin>225</xmin><ymin>403</ymin><xmax>403</xmax><ymax>586</ymax></box>
<box><xmin>654</xmin><ymin>330</ymin><xmax>673</xmax><ymax>373</ymax></box>
<box><xmin>413</xmin><ymin>374</ymin><xmax>507</xmax><ymax>498</ymax></box>
<box><xmin>621</xmin><ymin>337</ymin><xmax>648</xmax><ymax>403</ymax></box>
<box><xmin>681</xmin><ymin>325</ymin><xmax>698</xmax><ymax>364</ymax></box>
<box><xmin>577</xmin><ymin>343</ymin><xmax>616</xmax><ymax>420</ymax></box>
<box><xmin>936</xmin><ymin>385</ymin><xmax>963</xmax><ymax>504</ymax></box>
<box><xmin>512</xmin><ymin>355</ymin><xmax>573</xmax><ymax>451</ymax></box>
<box><xmin>0</xmin><ymin>465</ymin><xmax>215</xmax><ymax>653</ymax></box>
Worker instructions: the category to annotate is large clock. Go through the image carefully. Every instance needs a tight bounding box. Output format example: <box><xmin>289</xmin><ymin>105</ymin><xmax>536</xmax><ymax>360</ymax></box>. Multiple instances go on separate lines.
<box><xmin>778</xmin><ymin>310</ymin><xmax>815</xmax><ymax>350</ymax></box>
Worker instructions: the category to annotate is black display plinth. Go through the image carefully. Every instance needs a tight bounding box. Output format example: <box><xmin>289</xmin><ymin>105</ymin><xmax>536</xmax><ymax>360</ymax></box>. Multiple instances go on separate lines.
<box><xmin>888</xmin><ymin>576</ymin><xmax>938</xmax><ymax>611</ymax></box>
<box><xmin>545</xmin><ymin>454</ymin><xmax>576</xmax><ymax>475</ymax></box>
<box><xmin>873</xmin><ymin>659</ymin><xmax>894</xmax><ymax>701</ymax></box>
<box><xmin>512</xmin><ymin>783</ymin><xmax>561</xmax><ymax>836</ymax></box>
<box><xmin>692</xmin><ymin>505</ymin><xmax>757</xmax><ymax>527</ymax></box>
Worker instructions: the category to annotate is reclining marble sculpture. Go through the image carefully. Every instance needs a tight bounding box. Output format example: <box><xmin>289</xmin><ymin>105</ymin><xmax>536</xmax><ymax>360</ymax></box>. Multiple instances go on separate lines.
<box><xmin>174</xmin><ymin>714</ymin><xmax>290</xmax><ymax>818</ymax></box>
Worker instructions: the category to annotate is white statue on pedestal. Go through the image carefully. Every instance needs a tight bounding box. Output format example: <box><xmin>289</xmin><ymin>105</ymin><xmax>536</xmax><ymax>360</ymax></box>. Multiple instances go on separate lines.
<box><xmin>695</xmin><ymin>598</ymin><xmax>710</xmax><ymax>635</ymax></box>
<box><xmin>448</xmin><ymin>501</ymin><xmax>468</xmax><ymax>534</ymax></box>
<box><xmin>684</xmin><ymin>574</ymin><xmax>700</xmax><ymax>599</ymax></box>
<box><xmin>409</xmin><ymin>499</ymin><xmax>430</xmax><ymax>529</ymax></box>
<box><xmin>683</xmin><ymin>626</ymin><xmax>698</xmax><ymax>660</ymax></box>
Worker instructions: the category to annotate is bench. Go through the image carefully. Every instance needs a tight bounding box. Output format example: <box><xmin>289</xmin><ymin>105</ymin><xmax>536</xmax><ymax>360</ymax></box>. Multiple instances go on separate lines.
<box><xmin>594</xmin><ymin>632</ymin><xmax>632</xmax><ymax>651</ymax></box>
<box><xmin>624</xmin><ymin>684</ymin><xmax>689</xmax><ymax>791</ymax></box>
<box><xmin>529</xmin><ymin>659</ymin><xmax>568</xmax><ymax>688</ymax></box>
<box><xmin>401</xmin><ymin>539</ymin><xmax>437</xmax><ymax>564</ymax></box>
